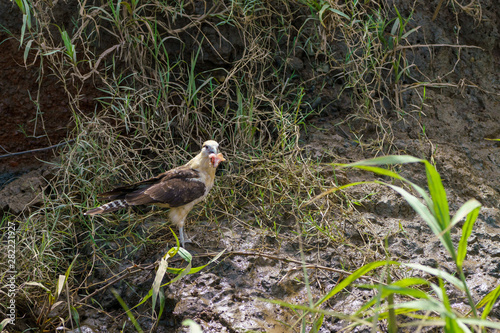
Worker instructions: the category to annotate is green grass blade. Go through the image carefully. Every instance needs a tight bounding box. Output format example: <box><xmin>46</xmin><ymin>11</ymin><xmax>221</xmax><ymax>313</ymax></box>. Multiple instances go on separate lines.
<box><xmin>422</xmin><ymin>161</ymin><xmax>450</xmax><ymax>229</ymax></box>
<box><xmin>392</xmin><ymin>277</ymin><xmax>431</xmax><ymax>287</ymax></box>
<box><xmin>341</xmin><ymin>155</ymin><xmax>423</xmax><ymax>167</ymax></box>
<box><xmin>340</xmin><ymin>165</ymin><xmax>408</xmax><ymax>181</ymax></box>
<box><xmin>450</xmin><ymin>199</ymin><xmax>481</xmax><ymax>228</ymax></box>
<box><xmin>403</xmin><ymin>263</ymin><xmax>464</xmax><ymax>290</ymax></box>
<box><xmin>315</xmin><ymin>261</ymin><xmax>400</xmax><ymax>307</ymax></box>
<box><xmin>478</xmin><ymin>283</ymin><xmax>500</xmax><ymax>319</ymax></box>
<box><xmin>383</xmin><ymin>183</ymin><xmax>442</xmax><ymax>237</ymax></box>
<box><xmin>460</xmin><ymin>317</ymin><xmax>500</xmax><ymax>330</ymax></box>
<box><xmin>111</xmin><ymin>288</ymin><xmax>144</xmax><ymax>333</ymax></box>
<box><xmin>456</xmin><ymin>205</ymin><xmax>480</xmax><ymax>268</ymax></box>
<box><xmin>310</xmin><ymin>313</ymin><xmax>325</xmax><ymax>333</ymax></box>
<box><xmin>395</xmin><ymin>299</ymin><xmax>445</xmax><ymax>313</ymax></box>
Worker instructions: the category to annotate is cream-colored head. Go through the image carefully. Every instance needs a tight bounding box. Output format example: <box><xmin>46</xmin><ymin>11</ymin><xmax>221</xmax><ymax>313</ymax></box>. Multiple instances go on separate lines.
<box><xmin>201</xmin><ymin>140</ymin><xmax>225</xmax><ymax>168</ymax></box>
<box><xmin>201</xmin><ymin>140</ymin><xmax>219</xmax><ymax>156</ymax></box>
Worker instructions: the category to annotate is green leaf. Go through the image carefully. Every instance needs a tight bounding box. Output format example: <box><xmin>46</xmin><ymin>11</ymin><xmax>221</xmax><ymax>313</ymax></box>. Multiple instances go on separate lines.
<box><xmin>460</xmin><ymin>317</ymin><xmax>500</xmax><ymax>330</ymax></box>
<box><xmin>177</xmin><ymin>247</ymin><xmax>193</xmax><ymax>263</ymax></box>
<box><xmin>318</xmin><ymin>4</ymin><xmax>330</xmax><ymax>27</ymax></box>
<box><xmin>422</xmin><ymin>161</ymin><xmax>450</xmax><ymax>229</ymax></box>
<box><xmin>167</xmin><ymin>248</ymin><xmax>226</xmax><ymax>275</ymax></box>
<box><xmin>345</xmin><ymin>165</ymin><xmax>408</xmax><ymax>181</ymax></box>
<box><xmin>23</xmin><ymin>39</ymin><xmax>33</xmax><ymax>63</ymax></box>
<box><xmin>70</xmin><ymin>306</ymin><xmax>80</xmax><ymax>327</ymax></box>
<box><xmin>383</xmin><ymin>183</ymin><xmax>440</xmax><ymax>235</ymax></box>
<box><xmin>392</xmin><ymin>277</ymin><xmax>430</xmax><ymax>288</ymax></box>
<box><xmin>403</xmin><ymin>263</ymin><xmax>464</xmax><ymax>291</ymax></box>
<box><xmin>315</xmin><ymin>261</ymin><xmax>399</xmax><ymax>307</ymax></box>
<box><xmin>478</xmin><ymin>283</ymin><xmax>500</xmax><ymax>319</ymax></box>
<box><xmin>340</xmin><ymin>155</ymin><xmax>423</xmax><ymax>167</ymax></box>
<box><xmin>395</xmin><ymin>299</ymin><xmax>444</xmax><ymax>313</ymax></box>
<box><xmin>450</xmin><ymin>199</ymin><xmax>481</xmax><ymax>228</ymax></box>
<box><xmin>111</xmin><ymin>288</ymin><xmax>144</xmax><ymax>333</ymax></box>
<box><xmin>456</xmin><ymin>205</ymin><xmax>480</xmax><ymax>268</ymax></box>
<box><xmin>311</xmin><ymin>313</ymin><xmax>325</xmax><ymax>333</ymax></box>
<box><xmin>182</xmin><ymin>319</ymin><xmax>203</xmax><ymax>333</ymax></box>
<box><xmin>328</xmin><ymin>8</ymin><xmax>351</xmax><ymax>20</ymax></box>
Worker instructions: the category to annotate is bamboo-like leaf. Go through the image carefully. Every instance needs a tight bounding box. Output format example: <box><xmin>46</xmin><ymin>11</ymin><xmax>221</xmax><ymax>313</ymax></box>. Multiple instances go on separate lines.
<box><xmin>392</xmin><ymin>277</ymin><xmax>430</xmax><ymax>288</ymax></box>
<box><xmin>395</xmin><ymin>299</ymin><xmax>445</xmax><ymax>313</ymax></box>
<box><xmin>315</xmin><ymin>261</ymin><xmax>399</xmax><ymax>307</ymax></box>
<box><xmin>167</xmin><ymin>248</ymin><xmax>226</xmax><ymax>275</ymax></box>
<box><xmin>318</xmin><ymin>4</ymin><xmax>330</xmax><ymax>27</ymax></box>
<box><xmin>343</xmin><ymin>165</ymin><xmax>408</xmax><ymax>181</ymax></box>
<box><xmin>341</xmin><ymin>155</ymin><xmax>423</xmax><ymax>167</ymax></box>
<box><xmin>383</xmin><ymin>183</ymin><xmax>441</xmax><ymax>236</ymax></box>
<box><xmin>460</xmin><ymin>317</ymin><xmax>500</xmax><ymax>330</ymax></box>
<box><xmin>478</xmin><ymin>283</ymin><xmax>500</xmax><ymax>319</ymax></box>
<box><xmin>70</xmin><ymin>306</ymin><xmax>80</xmax><ymax>327</ymax></box>
<box><xmin>404</xmin><ymin>263</ymin><xmax>464</xmax><ymax>290</ymax></box>
<box><xmin>177</xmin><ymin>247</ymin><xmax>193</xmax><ymax>263</ymax></box>
<box><xmin>450</xmin><ymin>199</ymin><xmax>481</xmax><ymax>228</ymax></box>
<box><xmin>422</xmin><ymin>161</ymin><xmax>450</xmax><ymax>229</ymax></box>
<box><xmin>456</xmin><ymin>206</ymin><xmax>480</xmax><ymax>268</ymax></box>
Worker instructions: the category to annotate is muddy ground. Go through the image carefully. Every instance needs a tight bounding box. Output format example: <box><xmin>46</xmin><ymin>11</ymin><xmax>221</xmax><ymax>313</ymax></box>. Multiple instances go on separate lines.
<box><xmin>1</xmin><ymin>0</ymin><xmax>500</xmax><ymax>332</ymax></box>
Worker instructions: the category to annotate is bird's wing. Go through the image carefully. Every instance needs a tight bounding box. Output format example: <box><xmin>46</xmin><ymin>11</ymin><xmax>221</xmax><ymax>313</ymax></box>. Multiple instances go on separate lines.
<box><xmin>99</xmin><ymin>167</ymin><xmax>206</xmax><ymax>207</ymax></box>
<box><xmin>97</xmin><ymin>166</ymin><xmax>191</xmax><ymax>200</ymax></box>
<box><xmin>125</xmin><ymin>172</ymin><xmax>206</xmax><ymax>207</ymax></box>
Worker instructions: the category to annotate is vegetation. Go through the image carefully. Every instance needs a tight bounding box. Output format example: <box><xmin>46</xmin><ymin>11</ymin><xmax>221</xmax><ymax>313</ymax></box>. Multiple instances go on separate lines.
<box><xmin>0</xmin><ymin>0</ymin><xmax>493</xmax><ymax>332</ymax></box>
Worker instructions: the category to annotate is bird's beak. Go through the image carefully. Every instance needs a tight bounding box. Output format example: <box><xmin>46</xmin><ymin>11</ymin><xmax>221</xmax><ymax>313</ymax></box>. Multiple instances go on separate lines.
<box><xmin>206</xmin><ymin>146</ymin><xmax>217</xmax><ymax>155</ymax></box>
<box><xmin>209</xmin><ymin>153</ymin><xmax>226</xmax><ymax>168</ymax></box>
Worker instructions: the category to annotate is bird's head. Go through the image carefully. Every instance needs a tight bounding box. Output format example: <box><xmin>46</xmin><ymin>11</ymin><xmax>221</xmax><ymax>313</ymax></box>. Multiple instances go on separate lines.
<box><xmin>201</xmin><ymin>140</ymin><xmax>225</xmax><ymax>168</ymax></box>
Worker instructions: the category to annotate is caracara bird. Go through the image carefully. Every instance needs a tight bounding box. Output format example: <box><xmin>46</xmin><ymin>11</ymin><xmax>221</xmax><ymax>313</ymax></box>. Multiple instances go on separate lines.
<box><xmin>84</xmin><ymin>140</ymin><xmax>225</xmax><ymax>247</ymax></box>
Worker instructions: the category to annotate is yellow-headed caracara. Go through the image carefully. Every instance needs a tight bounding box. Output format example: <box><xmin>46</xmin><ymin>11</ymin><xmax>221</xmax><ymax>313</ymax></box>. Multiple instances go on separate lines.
<box><xmin>84</xmin><ymin>140</ymin><xmax>225</xmax><ymax>247</ymax></box>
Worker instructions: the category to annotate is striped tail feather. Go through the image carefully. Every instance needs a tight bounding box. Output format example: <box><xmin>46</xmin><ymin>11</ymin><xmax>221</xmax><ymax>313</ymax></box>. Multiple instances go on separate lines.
<box><xmin>84</xmin><ymin>199</ymin><xmax>129</xmax><ymax>215</ymax></box>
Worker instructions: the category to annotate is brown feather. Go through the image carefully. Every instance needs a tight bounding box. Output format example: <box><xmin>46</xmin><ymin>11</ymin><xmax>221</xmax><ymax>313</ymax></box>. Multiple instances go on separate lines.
<box><xmin>126</xmin><ymin>178</ymin><xmax>206</xmax><ymax>207</ymax></box>
<box><xmin>97</xmin><ymin>166</ymin><xmax>201</xmax><ymax>201</ymax></box>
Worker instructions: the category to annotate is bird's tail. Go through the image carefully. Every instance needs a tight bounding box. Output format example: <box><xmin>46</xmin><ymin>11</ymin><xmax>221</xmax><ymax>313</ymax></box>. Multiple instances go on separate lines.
<box><xmin>84</xmin><ymin>200</ymin><xmax>129</xmax><ymax>215</ymax></box>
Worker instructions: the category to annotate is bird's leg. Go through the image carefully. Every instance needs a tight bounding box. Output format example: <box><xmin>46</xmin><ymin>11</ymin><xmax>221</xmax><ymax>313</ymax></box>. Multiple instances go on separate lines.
<box><xmin>176</xmin><ymin>213</ymin><xmax>192</xmax><ymax>247</ymax></box>
<box><xmin>178</xmin><ymin>225</ymin><xmax>192</xmax><ymax>248</ymax></box>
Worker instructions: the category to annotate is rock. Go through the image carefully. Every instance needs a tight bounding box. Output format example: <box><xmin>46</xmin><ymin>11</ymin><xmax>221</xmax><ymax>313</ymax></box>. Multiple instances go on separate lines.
<box><xmin>0</xmin><ymin>170</ymin><xmax>45</xmax><ymax>213</ymax></box>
